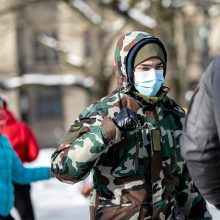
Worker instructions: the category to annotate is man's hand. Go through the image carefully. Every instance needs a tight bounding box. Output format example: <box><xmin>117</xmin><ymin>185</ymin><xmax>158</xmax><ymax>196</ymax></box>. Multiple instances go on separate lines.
<box><xmin>80</xmin><ymin>183</ymin><xmax>92</xmax><ymax>198</ymax></box>
<box><xmin>111</xmin><ymin>108</ymin><xmax>144</xmax><ymax>131</ymax></box>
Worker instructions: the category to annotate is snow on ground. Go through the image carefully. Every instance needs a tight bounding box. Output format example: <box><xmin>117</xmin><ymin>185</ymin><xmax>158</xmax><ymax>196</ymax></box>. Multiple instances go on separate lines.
<box><xmin>12</xmin><ymin>148</ymin><xmax>90</xmax><ymax>220</ymax></box>
<box><xmin>11</xmin><ymin>148</ymin><xmax>220</xmax><ymax>220</ymax></box>
<box><xmin>31</xmin><ymin>179</ymin><xmax>90</xmax><ymax>220</ymax></box>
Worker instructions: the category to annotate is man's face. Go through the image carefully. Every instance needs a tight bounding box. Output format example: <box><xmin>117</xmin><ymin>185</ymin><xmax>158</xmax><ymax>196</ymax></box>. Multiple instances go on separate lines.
<box><xmin>133</xmin><ymin>57</ymin><xmax>164</xmax><ymax>82</ymax></box>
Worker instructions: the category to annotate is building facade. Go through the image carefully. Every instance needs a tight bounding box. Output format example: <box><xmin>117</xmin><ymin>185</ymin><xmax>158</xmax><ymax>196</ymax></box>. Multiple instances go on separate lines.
<box><xmin>1</xmin><ymin>1</ymin><xmax>220</xmax><ymax>148</ymax></box>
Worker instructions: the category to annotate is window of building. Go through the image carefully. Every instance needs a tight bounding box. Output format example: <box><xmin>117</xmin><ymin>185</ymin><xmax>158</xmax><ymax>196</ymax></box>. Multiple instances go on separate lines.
<box><xmin>36</xmin><ymin>87</ymin><xmax>63</xmax><ymax>118</ymax></box>
<box><xmin>33</xmin><ymin>31</ymin><xmax>59</xmax><ymax>63</ymax></box>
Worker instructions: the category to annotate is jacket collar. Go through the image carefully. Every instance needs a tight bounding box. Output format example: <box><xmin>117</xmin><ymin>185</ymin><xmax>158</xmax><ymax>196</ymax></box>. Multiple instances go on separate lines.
<box><xmin>131</xmin><ymin>86</ymin><xmax>170</xmax><ymax>105</ymax></box>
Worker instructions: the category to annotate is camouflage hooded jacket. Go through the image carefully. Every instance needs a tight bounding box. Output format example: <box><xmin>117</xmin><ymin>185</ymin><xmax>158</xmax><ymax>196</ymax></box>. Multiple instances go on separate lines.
<box><xmin>51</xmin><ymin>32</ymin><xmax>211</xmax><ymax>220</ymax></box>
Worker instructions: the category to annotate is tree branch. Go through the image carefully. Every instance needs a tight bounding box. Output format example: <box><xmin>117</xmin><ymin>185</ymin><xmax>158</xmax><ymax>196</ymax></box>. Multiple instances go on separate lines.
<box><xmin>64</xmin><ymin>0</ymin><xmax>102</xmax><ymax>25</ymax></box>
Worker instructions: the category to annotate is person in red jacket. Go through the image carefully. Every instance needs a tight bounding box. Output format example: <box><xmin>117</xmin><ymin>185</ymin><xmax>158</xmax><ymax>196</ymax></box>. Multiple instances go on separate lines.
<box><xmin>2</xmin><ymin>97</ymin><xmax>39</xmax><ymax>220</ymax></box>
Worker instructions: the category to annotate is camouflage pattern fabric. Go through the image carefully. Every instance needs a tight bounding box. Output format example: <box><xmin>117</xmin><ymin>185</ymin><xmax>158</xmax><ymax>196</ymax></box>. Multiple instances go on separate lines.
<box><xmin>51</xmin><ymin>31</ymin><xmax>212</xmax><ymax>220</ymax></box>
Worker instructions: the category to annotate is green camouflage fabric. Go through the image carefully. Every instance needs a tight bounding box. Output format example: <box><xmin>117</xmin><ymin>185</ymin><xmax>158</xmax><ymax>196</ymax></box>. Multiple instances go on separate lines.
<box><xmin>51</xmin><ymin>31</ymin><xmax>212</xmax><ymax>220</ymax></box>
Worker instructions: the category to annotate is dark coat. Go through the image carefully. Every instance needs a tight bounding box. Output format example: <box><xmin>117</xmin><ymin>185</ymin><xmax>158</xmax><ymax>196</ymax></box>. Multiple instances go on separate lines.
<box><xmin>181</xmin><ymin>55</ymin><xmax>220</xmax><ymax>207</ymax></box>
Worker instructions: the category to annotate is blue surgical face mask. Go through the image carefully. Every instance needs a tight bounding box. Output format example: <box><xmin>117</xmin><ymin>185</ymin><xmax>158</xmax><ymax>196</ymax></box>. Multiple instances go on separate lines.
<box><xmin>134</xmin><ymin>69</ymin><xmax>164</xmax><ymax>96</ymax></box>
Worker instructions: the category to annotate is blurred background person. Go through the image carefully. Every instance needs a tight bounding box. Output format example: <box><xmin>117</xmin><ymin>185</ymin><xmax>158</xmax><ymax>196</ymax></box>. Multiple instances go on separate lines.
<box><xmin>0</xmin><ymin>96</ymin><xmax>51</xmax><ymax>220</ymax></box>
<box><xmin>181</xmin><ymin>55</ymin><xmax>220</xmax><ymax>215</ymax></box>
<box><xmin>2</xmin><ymin>96</ymin><xmax>40</xmax><ymax>220</ymax></box>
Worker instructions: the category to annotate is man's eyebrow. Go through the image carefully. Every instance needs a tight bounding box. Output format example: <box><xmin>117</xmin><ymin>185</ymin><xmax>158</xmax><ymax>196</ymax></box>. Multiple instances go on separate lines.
<box><xmin>140</xmin><ymin>62</ymin><xmax>163</xmax><ymax>67</ymax></box>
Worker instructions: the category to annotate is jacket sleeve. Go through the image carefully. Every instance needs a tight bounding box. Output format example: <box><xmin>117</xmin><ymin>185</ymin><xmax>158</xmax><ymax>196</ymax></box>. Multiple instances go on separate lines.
<box><xmin>7</xmin><ymin>140</ymin><xmax>50</xmax><ymax>184</ymax></box>
<box><xmin>22</xmin><ymin>122</ymin><xmax>39</xmax><ymax>162</ymax></box>
<box><xmin>51</xmin><ymin>105</ymin><xmax>121</xmax><ymax>184</ymax></box>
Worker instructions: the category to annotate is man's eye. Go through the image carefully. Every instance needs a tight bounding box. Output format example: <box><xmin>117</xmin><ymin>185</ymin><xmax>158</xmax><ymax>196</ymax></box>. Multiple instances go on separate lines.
<box><xmin>143</xmin><ymin>67</ymin><xmax>150</xmax><ymax>71</ymax></box>
<box><xmin>156</xmin><ymin>66</ymin><xmax>163</xmax><ymax>70</ymax></box>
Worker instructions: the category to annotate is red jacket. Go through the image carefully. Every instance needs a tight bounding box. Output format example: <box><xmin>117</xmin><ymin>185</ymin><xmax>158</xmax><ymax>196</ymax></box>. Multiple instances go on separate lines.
<box><xmin>2</xmin><ymin>107</ymin><xmax>39</xmax><ymax>163</ymax></box>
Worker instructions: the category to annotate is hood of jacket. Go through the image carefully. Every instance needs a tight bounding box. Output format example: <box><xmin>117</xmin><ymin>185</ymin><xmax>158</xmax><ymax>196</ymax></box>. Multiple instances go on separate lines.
<box><xmin>114</xmin><ymin>31</ymin><xmax>167</xmax><ymax>92</ymax></box>
<box><xmin>3</xmin><ymin>107</ymin><xmax>16</xmax><ymax>125</ymax></box>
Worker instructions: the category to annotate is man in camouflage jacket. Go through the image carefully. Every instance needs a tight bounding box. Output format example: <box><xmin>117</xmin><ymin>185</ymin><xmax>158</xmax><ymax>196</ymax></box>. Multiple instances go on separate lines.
<box><xmin>51</xmin><ymin>31</ymin><xmax>211</xmax><ymax>220</ymax></box>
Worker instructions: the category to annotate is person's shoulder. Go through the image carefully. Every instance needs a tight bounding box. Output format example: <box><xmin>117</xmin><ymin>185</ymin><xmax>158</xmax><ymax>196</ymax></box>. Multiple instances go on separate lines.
<box><xmin>80</xmin><ymin>90</ymin><xmax>123</xmax><ymax>117</ymax></box>
<box><xmin>0</xmin><ymin>134</ymin><xmax>12</xmax><ymax>145</ymax></box>
<box><xmin>211</xmin><ymin>54</ymin><xmax>220</xmax><ymax>77</ymax></box>
<box><xmin>213</xmin><ymin>54</ymin><xmax>220</xmax><ymax>64</ymax></box>
<box><xmin>13</xmin><ymin>119</ymin><xmax>31</xmax><ymax>132</ymax></box>
<box><xmin>0</xmin><ymin>135</ymin><xmax>14</xmax><ymax>157</ymax></box>
<box><xmin>1</xmin><ymin>134</ymin><xmax>9</xmax><ymax>140</ymax></box>
<box><xmin>97</xmin><ymin>90</ymin><xmax>124</xmax><ymax>105</ymax></box>
<box><xmin>202</xmin><ymin>55</ymin><xmax>220</xmax><ymax>79</ymax></box>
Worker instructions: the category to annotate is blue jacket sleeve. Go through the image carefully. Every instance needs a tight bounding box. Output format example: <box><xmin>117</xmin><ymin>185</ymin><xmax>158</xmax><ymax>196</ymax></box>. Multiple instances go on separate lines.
<box><xmin>7</xmin><ymin>139</ymin><xmax>50</xmax><ymax>184</ymax></box>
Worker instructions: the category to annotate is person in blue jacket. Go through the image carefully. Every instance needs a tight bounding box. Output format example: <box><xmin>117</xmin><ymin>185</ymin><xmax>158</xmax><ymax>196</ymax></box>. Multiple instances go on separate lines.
<box><xmin>0</xmin><ymin>96</ymin><xmax>51</xmax><ymax>220</ymax></box>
